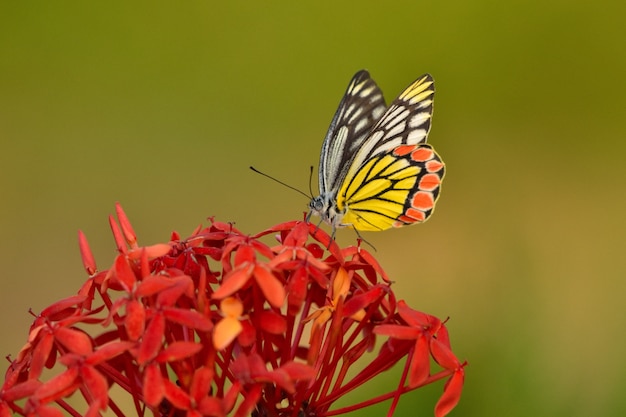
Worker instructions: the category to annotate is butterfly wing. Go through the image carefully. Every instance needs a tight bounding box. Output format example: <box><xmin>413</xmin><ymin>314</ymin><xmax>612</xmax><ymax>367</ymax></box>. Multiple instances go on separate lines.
<box><xmin>318</xmin><ymin>70</ymin><xmax>387</xmax><ymax>196</ymax></box>
<box><xmin>347</xmin><ymin>74</ymin><xmax>435</xmax><ymax>169</ymax></box>
<box><xmin>335</xmin><ymin>74</ymin><xmax>445</xmax><ymax>231</ymax></box>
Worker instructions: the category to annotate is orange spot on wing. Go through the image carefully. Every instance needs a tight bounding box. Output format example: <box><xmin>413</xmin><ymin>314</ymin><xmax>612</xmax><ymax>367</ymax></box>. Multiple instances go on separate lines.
<box><xmin>411</xmin><ymin>192</ymin><xmax>434</xmax><ymax>211</ymax></box>
<box><xmin>403</xmin><ymin>209</ymin><xmax>426</xmax><ymax>222</ymax></box>
<box><xmin>394</xmin><ymin>145</ymin><xmax>417</xmax><ymax>156</ymax></box>
<box><xmin>426</xmin><ymin>160</ymin><xmax>444</xmax><ymax>172</ymax></box>
<box><xmin>419</xmin><ymin>173</ymin><xmax>441</xmax><ymax>191</ymax></box>
<box><xmin>411</xmin><ymin>147</ymin><xmax>434</xmax><ymax>162</ymax></box>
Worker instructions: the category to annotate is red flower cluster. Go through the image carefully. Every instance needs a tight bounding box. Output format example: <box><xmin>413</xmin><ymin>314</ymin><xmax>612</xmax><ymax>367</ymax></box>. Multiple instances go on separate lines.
<box><xmin>0</xmin><ymin>204</ymin><xmax>465</xmax><ymax>417</ymax></box>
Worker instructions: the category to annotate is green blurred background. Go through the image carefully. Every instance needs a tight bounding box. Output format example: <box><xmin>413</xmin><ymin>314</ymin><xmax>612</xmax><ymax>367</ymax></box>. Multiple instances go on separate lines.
<box><xmin>2</xmin><ymin>1</ymin><xmax>625</xmax><ymax>416</ymax></box>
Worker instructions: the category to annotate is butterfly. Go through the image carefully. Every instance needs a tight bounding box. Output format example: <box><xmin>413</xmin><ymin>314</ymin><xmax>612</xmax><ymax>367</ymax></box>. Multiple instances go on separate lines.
<box><xmin>308</xmin><ymin>70</ymin><xmax>445</xmax><ymax>234</ymax></box>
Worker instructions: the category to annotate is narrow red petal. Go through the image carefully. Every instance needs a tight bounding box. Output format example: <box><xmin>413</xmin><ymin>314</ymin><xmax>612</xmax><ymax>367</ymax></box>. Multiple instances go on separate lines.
<box><xmin>53</xmin><ymin>327</ymin><xmax>93</xmax><ymax>356</ymax></box>
<box><xmin>0</xmin><ymin>379</ymin><xmax>42</xmax><ymax>401</ymax></box>
<box><xmin>113</xmin><ymin>254</ymin><xmax>136</xmax><ymax>292</ymax></box>
<box><xmin>78</xmin><ymin>230</ymin><xmax>97</xmax><ymax>275</ymax></box>
<box><xmin>435</xmin><ymin>368</ymin><xmax>465</xmax><ymax>417</ymax></box>
<box><xmin>125</xmin><ymin>299</ymin><xmax>146</xmax><ymax>342</ymax></box>
<box><xmin>258</xmin><ymin>310</ymin><xmax>287</xmax><ymax>335</ymax></box>
<box><xmin>408</xmin><ymin>336</ymin><xmax>430</xmax><ymax>387</ymax></box>
<box><xmin>81</xmin><ymin>365</ymin><xmax>108</xmax><ymax>408</ymax></box>
<box><xmin>143</xmin><ymin>362</ymin><xmax>164</xmax><ymax>407</ymax></box>
<box><xmin>253</xmin><ymin>265</ymin><xmax>285</xmax><ymax>308</ymax></box>
<box><xmin>163</xmin><ymin>378</ymin><xmax>192</xmax><ymax>410</ymax></box>
<box><xmin>39</xmin><ymin>295</ymin><xmax>87</xmax><ymax>319</ymax></box>
<box><xmin>212</xmin><ymin>264</ymin><xmax>254</xmax><ymax>300</ymax></box>
<box><xmin>33</xmin><ymin>367</ymin><xmax>79</xmax><ymax>402</ymax></box>
<box><xmin>155</xmin><ymin>341</ymin><xmax>203</xmax><ymax>363</ymax></box>
<box><xmin>190</xmin><ymin>366</ymin><xmax>214</xmax><ymax>402</ymax></box>
<box><xmin>138</xmin><ymin>312</ymin><xmax>165</xmax><ymax>365</ymax></box>
<box><xmin>115</xmin><ymin>202</ymin><xmax>137</xmax><ymax>247</ymax></box>
<box><xmin>86</xmin><ymin>341</ymin><xmax>134</xmax><ymax>365</ymax></box>
<box><xmin>162</xmin><ymin>307</ymin><xmax>213</xmax><ymax>331</ymax></box>
<box><xmin>108</xmin><ymin>214</ymin><xmax>127</xmax><ymax>254</ymax></box>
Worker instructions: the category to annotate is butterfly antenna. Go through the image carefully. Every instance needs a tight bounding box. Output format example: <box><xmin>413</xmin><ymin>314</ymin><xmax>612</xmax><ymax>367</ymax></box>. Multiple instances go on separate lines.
<box><xmin>249</xmin><ymin>166</ymin><xmax>311</xmax><ymax>199</ymax></box>
<box><xmin>308</xmin><ymin>165</ymin><xmax>315</xmax><ymax>197</ymax></box>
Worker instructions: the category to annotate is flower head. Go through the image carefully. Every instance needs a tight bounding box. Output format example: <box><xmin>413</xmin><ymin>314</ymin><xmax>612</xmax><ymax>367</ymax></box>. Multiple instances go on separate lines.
<box><xmin>1</xmin><ymin>203</ymin><xmax>465</xmax><ymax>417</ymax></box>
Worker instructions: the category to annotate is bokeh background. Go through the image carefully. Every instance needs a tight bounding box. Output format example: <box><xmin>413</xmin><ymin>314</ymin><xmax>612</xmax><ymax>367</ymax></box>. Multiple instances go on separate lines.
<box><xmin>2</xmin><ymin>1</ymin><xmax>625</xmax><ymax>416</ymax></box>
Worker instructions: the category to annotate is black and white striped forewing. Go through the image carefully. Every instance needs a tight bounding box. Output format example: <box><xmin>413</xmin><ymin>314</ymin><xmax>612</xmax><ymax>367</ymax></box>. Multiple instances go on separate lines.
<box><xmin>318</xmin><ymin>70</ymin><xmax>387</xmax><ymax>195</ymax></box>
<box><xmin>346</xmin><ymin>74</ymin><xmax>435</xmax><ymax>176</ymax></box>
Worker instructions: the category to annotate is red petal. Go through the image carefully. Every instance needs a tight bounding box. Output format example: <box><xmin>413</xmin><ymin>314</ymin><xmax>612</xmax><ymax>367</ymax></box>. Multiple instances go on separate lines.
<box><xmin>373</xmin><ymin>324</ymin><xmax>420</xmax><ymax>339</ymax></box>
<box><xmin>212</xmin><ymin>264</ymin><xmax>254</xmax><ymax>300</ymax></box>
<box><xmin>237</xmin><ymin>320</ymin><xmax>256</xmax><ymax>347</ymax></box>
<box><xmin>197</xmin><ymin>396</ymin><xmax>225</xmax><ymax>417</ymax></box>
<box><xmin>127</xmin><ymin>243</ymin><xmax>171</xmax><ymax>260</ymax></box>
<box><xmin>86</xmin><ymin>341</ymin><xmax>134</xmax><ymax>365</ymax></box>
<box><xmin>78</xmin><ymin>230</ymin><xmax>97</xmax><ymax>275</ymax></box>
<box><xmin>109</xmin><ymin>214</ymin><xmax>127</xmax><ymax>254</ymax></box>
<box><xmin>125</xmin><ymin>299</ymin><xmax>146</xmax><ymax>342</ymax></box>
<box><xmin>155</xmin><ymin>341</ymin><xmax>203</xmax><ymax>363</ymax></box>
<box><xmin>343</xmin><ymin>286</ymin><xmax>384</xmax><ymax>317</ymax></box>
<box><xmin>233</xmin><ymin>245</ymin><xmax>256</xmax><ymax>265</ymax></box>
<box><xmin>81</xmin><ymin>365</ymin><xmax>108</xmax><ymax>408</ymax></box>
<box><xmin>286</xmin><ymin>266</ymin><xmax>308</xmax><ymax>314</ymax></box>
<box><xmin>138</xmin><ymin>312</ymin><xmax>165</xmax><ymax>365</ymax></box>
<box><xmin>356</xmin><ymin>249</ymin><xmax>390</xmax><ymax>282</ymax></box>
<box><xmin>223</xmin><ymin>381</ymin><xmax>242</xmax><ymax>413</ymax></box>
<box><xmin>34</xmin><ymin>367</ymin><xmax>79</xmax><ymax>402</ymax></box>
<box><xmin>40</xmin><ymin>295</ymin><xmax>87</xmax><ymax>320</ymax></box>
<box><xmin>306</xmin><ymin>242</ymin><xmax>324</xmax><ymax>258</ymax></box>
<box><xmin>1</xmin><ymin>379</ymin><xmax>42</xmax><ymax>401</ymax></box>
<box><xmin>163</xmin><ymin>378</ymin><xmax>191</xmax><ymax>410</ymax></box>
<box><xmin>162</xmin><ymin>307</ymin><xmax>213</xmax><ymax>331</ymax></box>
<box><xmin>409</xmin><ymin>336</ymin><xmax>430</xmax><ymax>387</ymax></box>
<box><xmin>115</xmin><ymin>202</ymin><xmax>137</xmax><ymax>247</ymax></box>
<box><xmin>113</xmin><ymin>254</ymin><xmax>136</xmax><ymax>292</ymax></box>
<box><xmin>26</xmin><ymin>405</ymin><xmax>64</xmax><ymax>417</ymax></box>
<box><xmin>279</xmin><ymin>361</ymin><xmax>316</xmax><ymax>381</ymax></box>
<box><xmin>156</xmin><ymin>277</ymin><xmax>193</xmax><ymax>306</ymax></box>
<box><xmin>258</xmin><ymin>310</ymin><xmax>287</xmax><ymax>335</ymax></box>
<box><xmin>397</xmin><ymin>301</ymin><xmax>438</xmax><ymax>329</ymax></box>
<box><xmin>435</xmin><ymin>368</ymin><xmax>465</xmax><ymax>417</ymax></box>
<box><xmin>233</xmin><ymin>383</ymin><xmax>262</xmax><ymax>417</ymax></box>
<box><xmin>253</xmin><ymin>265</ymin><xmax>285</xmax><ymax>308</ymax></box>
<box><xmin>282</xmin><ymin>221</ymin><xmax>309</xmax><ymax>247</ymax></box>
<box><xmin>190</xmin><ymin>366</ymin><xmax>214</xmax><ymax>402</ymax></box>
<box><xmin>30</xmin><ymin>331</ymin><xmax>54</xmax><ymax>379</ymax></box>
<box><xmin>430</xmin><ymin>338</ymin><xmax>460</xmax><ymax>370</ymax></box>
<box><xmin>54</xmin><ymin>327</ymin><xmax>93</xmax><ymax>356</ymax></box>
<box><xmin>135</xmin><ymin>275</ymin><xmax>176</xmax><ymax>297</ymax></box>
<box><xmin>143</xmin><ymin>362</ymin><xmax>164</xmax><ymax>407</ymax></box>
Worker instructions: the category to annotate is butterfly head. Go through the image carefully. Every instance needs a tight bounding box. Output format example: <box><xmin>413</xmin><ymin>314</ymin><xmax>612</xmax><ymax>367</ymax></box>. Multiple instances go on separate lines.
<box><xmin>308</xmin><ymin>193</ymin><xmax>345</xmax><ymax>229</ymax></box>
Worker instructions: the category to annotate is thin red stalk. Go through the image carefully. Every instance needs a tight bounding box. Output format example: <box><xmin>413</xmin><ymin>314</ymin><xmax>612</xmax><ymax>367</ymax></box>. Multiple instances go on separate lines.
<box><xmin>319</xmin><ymin>309</ymin><xmax>347</xmax><ymax>400</ymax></box>
<box><xmin>97</xmin><ymin>361</ymin><xmax>132</xmax><ymax>393</ymax></box>
<box><xmin>319</xmin><ymin>342</ymin><xmax>411</xmax><ymax>407</ymax></box>
<box><xmin>387</xmin><ymin>347</ymin><xmax>412</xmax><ymax>417</ymax></box>
<box><xmin>329</xmin><ymin>336</ymin><xmax>370</xmax><ymax>402</ymax></box>
<box><xmin>283</xmin><ymin>309</ymin><xmax>296</xmax><ymax>364</ymax></box>
<box><xmin>313</xmin><ymin>319</ymin><xmax>338</xmax><ymax>403</ymax></box>
<box><xmin>327</xmin><ymin>305</ymin><xmax>385</xmax><ymax>398</ymax></box>
<box><xmin>290</xmin><ymin>292</ymin><xmax>314</xmax><ymax>361</ymax></box>
<box><xmin>325</xmin><ymin>368</ymin><xmax>457</xmax><ymax>416</ymax></box>
<box><xmin>106</xmin><ymin>397</ymin><xmax>129</xmax><ymax>417</ymax></box>
<box><xmin>306</xmin><ymin>320</ymin><xmax>331</xmax><ymax>405</ymax></box>
<box><xmin>55</xmin><ymin>398</ymin><xmax>84</xmax><ymax>417</ymax></box>
<box><xmin>215</xmin><ymin>343</ymin><xmax>236</xmax><ymax>397</ymax></box>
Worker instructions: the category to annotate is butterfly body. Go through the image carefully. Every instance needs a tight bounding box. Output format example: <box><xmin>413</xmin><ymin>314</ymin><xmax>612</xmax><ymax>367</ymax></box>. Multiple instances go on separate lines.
<box><xmin>308</xmin><ymin>70</ymin><xmax>445</xmax><ymax>233</ymax></box>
